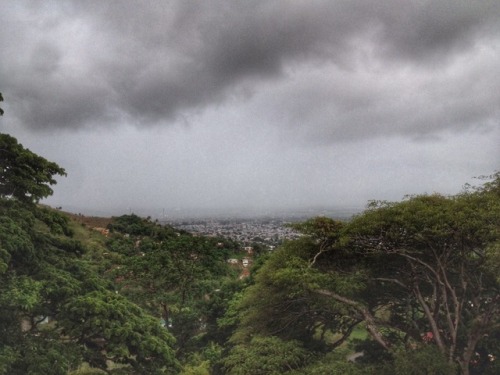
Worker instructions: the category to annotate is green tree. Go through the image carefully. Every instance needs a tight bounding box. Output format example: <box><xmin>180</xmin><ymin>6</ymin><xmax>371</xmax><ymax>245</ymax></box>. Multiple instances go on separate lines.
<box><xmin>0</xmin><ymin>133</ymin><xmax>66</xmax><ymax>203</ymax></box>
<box><xmin>223</xmin><ymin>336</ymin><xmax>309</xmax><ymax>374</ymax></box>
<box><xmin>0</xmin><ymin>198</ymin><xmax>181</xmax><ymax>373</ymax></box>
<box><xmin>342</xmin><ymin>179</ymin><xmax>499</xmax><ymax>374</ymax></box>
<box><xmin>0</xmin><ymin>199</ymin><xmax>86</xmax><ymax>374</ymax></box>
<box><xmin>393</xmin><ymin>346</ymin><xmax>457</xmax><ymax>375</ymax></box>
<box><xmin>228</xmin><ymin>221</ymin><xmax>368</xmax><ymax>352</ymax></box>
<box><xmin>226</xmin><ymin>174</ymin><xmax>500</xmax><ymax>375</ymax></box>
<box><xmin>112</xmin><ymin>229</ymin><xmax>234</xmax><ymax>360</ymax></box>
<box><xmin>60</xmin><ymin>290</ymin><xmax>179</xmax><ymax>374</ymax></box>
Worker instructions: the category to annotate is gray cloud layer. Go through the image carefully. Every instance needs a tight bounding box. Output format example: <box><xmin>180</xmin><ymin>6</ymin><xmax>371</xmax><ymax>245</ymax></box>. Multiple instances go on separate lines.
<box><xmin>1</xmin><ymin>0</ymin><xmax>499</xmax><ymax>140</ymax></box>
<box><xmin>1</xmin><ymin>0</ymin><xmax>499</xmax><ymax>214</ymax></box>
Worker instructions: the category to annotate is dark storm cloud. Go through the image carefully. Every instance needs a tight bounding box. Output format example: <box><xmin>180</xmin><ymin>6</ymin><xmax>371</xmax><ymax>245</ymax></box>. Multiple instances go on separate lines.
<box><xmin>1</xmin><ymin>0</ymin><xmax>499</xmax><ymax>137</ymax></box>
<box><xmin>273</xmin><ymin>60</ymin><xmax>500</xmax><ymax>143</ymax></box>
<box><xmin>375</xmin><ymin>0</ymin><xmax>500</xmax><ymax>63</ymax></box>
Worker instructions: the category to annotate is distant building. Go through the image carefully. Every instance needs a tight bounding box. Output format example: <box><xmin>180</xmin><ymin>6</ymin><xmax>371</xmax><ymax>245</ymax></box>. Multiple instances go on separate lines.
<box><xmin>239</xmin><ymin>268</ymin><xmax>250</xmax><ymax>279</ymax></box>
<box><xmin>93</xmin><ymin>227</ymin><xmax>109</xmax><ymax>237</ymax></box>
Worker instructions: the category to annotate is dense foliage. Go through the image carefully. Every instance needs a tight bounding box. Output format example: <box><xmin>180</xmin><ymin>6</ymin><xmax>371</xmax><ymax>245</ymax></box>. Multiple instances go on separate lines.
<box><xmin>0</xmin><ymin>131</ymin><xmax>240</xmax><ymax>374</ymax></box>
<box><xmin>0</xmin><ymin>161</ymin><xmax>181</xmax><ymax>373</ymax></box>
<box><xmin>225</xmin><ymin>174</ymin><xmax>499</xmax><ymax>375</ymax></box>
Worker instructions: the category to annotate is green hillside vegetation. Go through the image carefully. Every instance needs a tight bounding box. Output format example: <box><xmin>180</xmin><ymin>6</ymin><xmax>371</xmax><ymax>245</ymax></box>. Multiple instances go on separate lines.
<box><xmin>1</xmin><ymin>93</ymin><xmax>499</xmax><ymax>374</ymax></box>
<box><xmin>0</xmin><ymin>154</ymin><xmax>243</xmax><ymax>374</ymax></box>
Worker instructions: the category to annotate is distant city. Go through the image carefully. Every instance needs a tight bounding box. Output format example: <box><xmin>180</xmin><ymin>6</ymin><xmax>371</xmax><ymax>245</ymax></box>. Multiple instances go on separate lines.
<box><xmin>164</xmin><ymin>217</ymin><xmax>302</xmax><ymax>247</ymax></box>
<box><xmin>160</xmin><ymin>206</ymin><xmax>362</xmax><ymax>247</ymax></box>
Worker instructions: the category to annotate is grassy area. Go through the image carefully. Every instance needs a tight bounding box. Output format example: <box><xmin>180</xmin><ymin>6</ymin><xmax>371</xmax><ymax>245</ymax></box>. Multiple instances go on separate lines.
<box><xmin>349</xmin><ymin>325</ymin><xmax>368</xmax><ymax>341</ymax></box>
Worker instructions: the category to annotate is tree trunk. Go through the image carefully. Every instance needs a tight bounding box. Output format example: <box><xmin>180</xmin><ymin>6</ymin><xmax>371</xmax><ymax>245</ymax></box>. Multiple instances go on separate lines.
<box><xmin>315</xmin><ymin>289</ymin><xmax>391</xmax><ymax>350</ymax></box>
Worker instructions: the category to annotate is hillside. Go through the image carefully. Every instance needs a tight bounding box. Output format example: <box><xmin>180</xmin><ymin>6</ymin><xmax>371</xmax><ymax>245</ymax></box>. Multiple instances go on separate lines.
<box><xmin>63</xmin><ymin>211</ymin><xmax>113</xmax><ymax>230</ymax></box>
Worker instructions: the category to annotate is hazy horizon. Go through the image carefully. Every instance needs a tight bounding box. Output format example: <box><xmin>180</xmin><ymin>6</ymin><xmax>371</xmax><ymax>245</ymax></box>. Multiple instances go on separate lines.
<box><xmin>55</xmin><ymin>202</ymin><xmax>364</xmax><ymax>221</ymax></box>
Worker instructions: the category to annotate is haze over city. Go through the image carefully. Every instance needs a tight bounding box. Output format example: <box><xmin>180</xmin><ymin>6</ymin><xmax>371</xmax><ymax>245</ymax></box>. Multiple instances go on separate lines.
<box><xmin>1</xmin><ymin>0</ymin><xmax>499</xmax><ymax>217</ymax></box>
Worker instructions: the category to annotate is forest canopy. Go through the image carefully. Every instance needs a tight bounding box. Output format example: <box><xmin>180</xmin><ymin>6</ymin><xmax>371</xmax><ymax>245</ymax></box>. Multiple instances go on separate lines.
<box><xmin>225</xmin><ymin>174</ymin><xmax>499</xmax><ymax>375</ymax></box>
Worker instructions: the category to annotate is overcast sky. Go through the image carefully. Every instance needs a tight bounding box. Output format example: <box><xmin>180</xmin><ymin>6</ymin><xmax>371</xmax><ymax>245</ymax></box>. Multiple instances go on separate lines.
<box><xmin>1</xmin><ymin>0</ymin><xmax>499</xmax><ymax>217</ymax></box>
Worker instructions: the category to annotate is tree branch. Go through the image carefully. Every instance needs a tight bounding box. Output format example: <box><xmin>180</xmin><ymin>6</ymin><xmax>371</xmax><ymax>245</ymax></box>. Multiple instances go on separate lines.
<box><xmin>315</xmin><ymin>289</ymin><xmax>391</xmax><ymax>350</ymax></box>
<box><xmin>374</xmin><ymin>277</ymin><xmax>408</xmax><ymax>289</ymax></box>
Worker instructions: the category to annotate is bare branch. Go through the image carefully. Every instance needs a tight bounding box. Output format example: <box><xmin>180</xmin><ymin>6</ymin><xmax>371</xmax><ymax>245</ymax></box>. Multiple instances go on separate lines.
<box><xmin>374</xmin><ymin>278</ymin><xmax>408</xmax><ymax>289</ymax></box>
<box><xmin>309</xmin><ymin>243</ymin><xmax>329</xmax><ymax>268</ymax></box>
<box><xmin>315</xmin><ymin>289</ymin><xmax>391</xmax><ymax>350</ymax></box>
<box><xmin>413</xmin><ymin>282</ymin><xmax>446</xmax><ymax>354</ymax></box>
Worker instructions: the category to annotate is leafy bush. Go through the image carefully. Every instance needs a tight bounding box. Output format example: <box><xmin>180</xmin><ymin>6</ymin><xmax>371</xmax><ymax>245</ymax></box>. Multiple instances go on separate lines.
<box><xmin>393</xmin><ymin>346</ymin><xmax>457</xmax><ymax>375</ymax></box>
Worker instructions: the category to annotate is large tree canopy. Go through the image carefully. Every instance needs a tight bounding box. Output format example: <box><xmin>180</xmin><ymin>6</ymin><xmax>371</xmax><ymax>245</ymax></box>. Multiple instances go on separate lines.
<box><xmin>0</xmin><ymin>200</ymin><xmax>180</xmax><ymax>374</ymax></box>
<box><xmin>228</xmin><ymin>174</ymin><xmax>500</xmax><ymax>375</ymax></box>
<box><xmin>0</xmin><ymin>133</ymin><xmax>66</xmax><ymax>204</ymax></box>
